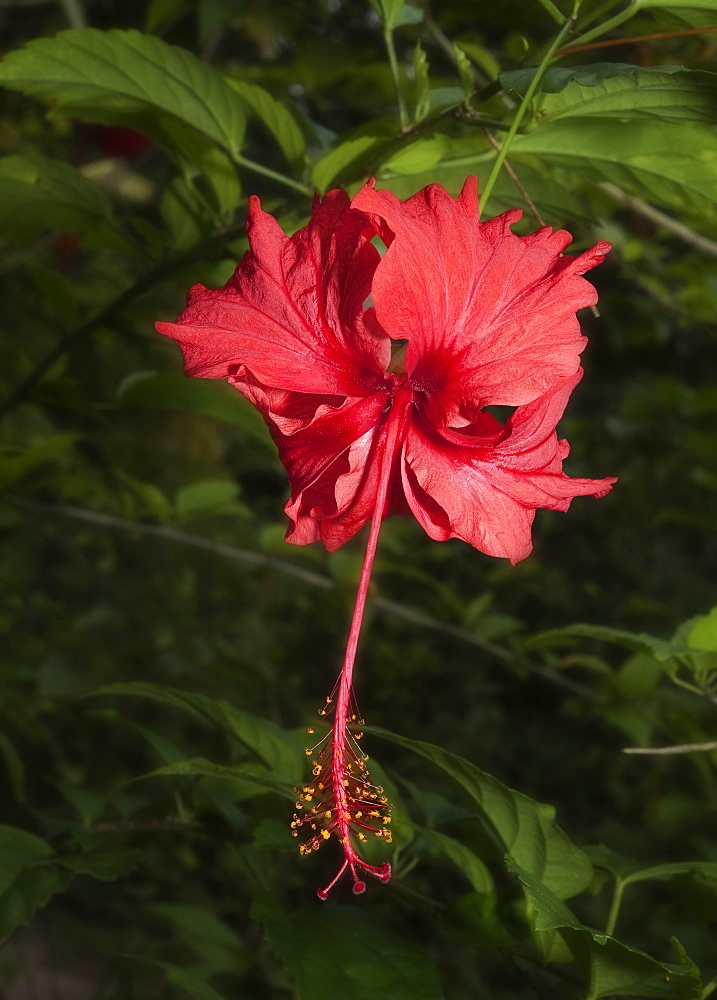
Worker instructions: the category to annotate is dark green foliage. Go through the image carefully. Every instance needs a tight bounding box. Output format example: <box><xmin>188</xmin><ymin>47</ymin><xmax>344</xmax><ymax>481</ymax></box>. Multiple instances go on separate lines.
<box><xmin>2</xmin><ymin>1</ymin><xmax>717</xmax><ymax>998</ymax></box>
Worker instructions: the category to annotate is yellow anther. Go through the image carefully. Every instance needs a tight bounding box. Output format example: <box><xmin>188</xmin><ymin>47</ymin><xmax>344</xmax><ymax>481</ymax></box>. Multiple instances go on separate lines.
<box><xmin>322</xmin><ymin>829</ymin><xmax>330</xmax><ymax>840</ymax></box>
<box><xmin>307</xmin><ymin>727</ymin><xmax>315</xmax><ymax>734</ymax></box>
<box><xmin>325</xmin><ymin>810</ymin><xmax>332</xmax><ymax>819</ymax></box>
<box><xmin>305</xmin><ymin>749</ymin><xmax>312</xmax><ymax>755</ymax></box>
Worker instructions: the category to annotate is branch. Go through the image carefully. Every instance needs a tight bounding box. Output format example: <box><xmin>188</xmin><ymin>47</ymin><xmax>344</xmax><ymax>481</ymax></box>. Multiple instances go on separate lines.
<box><xmin>622</xmin><ymin>741</ymin><xmax>717</xmax><ymax>755</ymax></box>
<box><xmin>14</xmin><ymin>497</ymin><xmax>603</xmax><ymax>704</ymax></box>
<box><xmin>598</xmin><ymin>181</ymin><xmax>717</xmax><ymax>259</ymax></box>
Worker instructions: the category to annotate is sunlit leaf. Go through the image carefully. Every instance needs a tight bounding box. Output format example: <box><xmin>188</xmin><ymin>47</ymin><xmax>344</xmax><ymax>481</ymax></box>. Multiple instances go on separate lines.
<box><xmin>512</xmin><ymin>120</ymin><xmax>717</xmax><ymax>227</ymax></box>
<box><xmin>227</xmin><ymin>79</ymin><xmax>306</xmax><ymax>171</ymax></box>
<box><xmin>505</xmin><ymin>66</ymin><xmax>717</xmax><ymax>126</ymax></box>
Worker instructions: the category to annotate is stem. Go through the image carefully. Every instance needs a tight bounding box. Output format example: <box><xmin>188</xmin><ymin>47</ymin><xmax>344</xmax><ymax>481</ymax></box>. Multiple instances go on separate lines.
<box><xmin>57</xmin><ymin>0</ymin><xmax>86</xmax><ymax>28</ymax></box>
<box><xmin>564</xmin><ymin>1</ymin><xmax>638</xmax><ymax>51</ymax></box>
<box><xmin>332</xmin><ymin>387</ymin><xmax>412</xmax><ymax>737</ymax></box>
<box><xmin>234</xmin><ymin>153</ymin><xmax>313</xmax><ymax>197</ymax></box>
<box><xmin>535</xmin><ymin>0</ymin><xmax>565</xmax><ymax>26</ymax></box>
<box><xmin>605</xmin><ymin>878</ymin><xmax>625</xmax><ymax>936</ymax></box>
<box><xmin>567</xmin><ymin>0</ymin><xmax>626</xmax><ymax>35</ymax></box>
<box><xmin>384</xmin><ymin>26</ymin><xmax>410</xmax><ymax>130</ymax></box>
<box><xmin>703</xmin><ymin>975</ymin><xmax>717</xmax><ymax>999</ymax></box>
<box><xmin>480</xmin><ymin>6</ymin><xmax>578</xmax><ymax>213</ymax></box>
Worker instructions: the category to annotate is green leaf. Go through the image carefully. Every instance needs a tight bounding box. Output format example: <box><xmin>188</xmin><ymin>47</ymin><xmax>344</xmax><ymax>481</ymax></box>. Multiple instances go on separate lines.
<box><xmin>142</xmin><ymin>756</ymin><xmax>294</xmax><ymax>799</ymax></box>
<box><xmin>424</xmin><ymin>828</ymin><xmax>494</xmax><ymax>892</ymax></box>
<box><xmin>0</xmin><ymin>826</ymin><xmax>54</xmax><ymax>897</ymax></box>
<box><xmin>454</xmin><ymin>44</ymin><xmax>476</xmax><ymax>105</ymax></box>
<box><xmin>0</xmin><ymin>867</ymin><xmax>73</xmax><ymax>946</ymax></box>
<box><xmin>150</xmin><ymin>903</ymin><xmax>244</xmax><ymax>953</ymax></box>
<box><xmin>634</xmin><ymin>0</ymin><xmax>717</xmax><ymax>30</ymax></box>
<box><xmin>0</xmin><ymin>29</ymin><xmax>246</xmax><ymax>157</ymax></box>
<box><xmin>383</xmin><ymin>137</ymin><xmax>448</xmax><ymax>176</ymax></box>
<box><xmin>227</xmin><ymin>79</ymin><xmax>306</xmax><ymax>171</ymax></box>
<box><xmin>512</xmin><ymin>120</ymin><xmax>717</xmax><ymax>228</ymax></box>
<box><xmin>117</xmin><ymin>371</ymin><xmax>272</xmax><ymax>449</ymax></box>
<box><xmin>0</xmin><ymin>434</ymin><xmax>77</xmax><ymax>490</ymax></box>
<box><xmin>174</xmin><ymin>479</ymin><xmax>247</xmax><ymax>521</ymax></box>
<box><xmin>254</xmin><ymin>893</ymin><xmax>445</xmax><ymax>1000</ymax></box>
<box><xmin>370</xmin><ymin>727</ymin><xmax>593</xmax><ymax>899</ymax></box>
<box><xmin>507</xmin><ymin>66</ymin><xmax>717</xmax><ymax>127</ymax></box>
<box><xmin>527</xmin><ymin>622</ymin><xmax>688</xmax><ymax>661</ymax></box>
<box><xmin>58</xmin><ymin>849</ymin><xmax>142</xmax><ymax>880</ymax></box>
<box><xmin>53</xmin><ymin>780</ymin><xmax>107</xmax><ymax>826</ymax></box>
<box><xmin>89</xmin><ymin>682</ymin><xmax>303</xmax><ymax>785</ymax></box>
<box><xmin>621</xmin><ymin>860</ymin><xmax>717</xmax><ymax>889</ymax></box>
<box><xmin>412</xmin><ymin>43</ymin><xmax>430</xmax><ymax>124</ymax></box>
<box><xmin>507</xmin><ymin>860</ymin><xmax>703</xmax><ymax>999</ymax></box>
<box><xmin>311</xmin><ymin>123</ymin><xmax>393</xmax><ymax>192</ymax></box>
<box><xmin>0</xmin><ymin>154</ymin><xmax>114</xmax><ymax>244</ymax></box>
<box><xmin>368</xmin><ymin>0</ymin><xmax>407</xmax><ymax>30</ymax></box>
<box><xmin>687</xmin><ymin>606</ymin><xmax>717</xmax><ymax>651</ymax></box>
<box><xmin>125</xmin><ymin>958</ymin><xmax>230</xmax><ymax>1000</ymax></box>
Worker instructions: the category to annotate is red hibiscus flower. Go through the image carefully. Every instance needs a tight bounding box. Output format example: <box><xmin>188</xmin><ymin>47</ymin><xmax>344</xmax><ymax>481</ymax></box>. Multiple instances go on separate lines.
<box><xmin>156</xmin><ymin>177</ymin><xmax>616</xmax><ymax>898</ymax></box>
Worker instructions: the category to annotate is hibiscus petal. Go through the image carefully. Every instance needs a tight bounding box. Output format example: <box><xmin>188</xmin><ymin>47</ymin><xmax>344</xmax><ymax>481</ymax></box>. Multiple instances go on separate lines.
<box><xmin>157</xmin><ymin>191</ymin><xmax>389</xmax><ymax>396</ymax></box>
<box><xmin>238</xmin><ymin>380</ymin><xmax>404</xmax><ymax>550</ymax></box>
<box><xmin>403</xmin><ymin>377</ymin><xmax>616</xmax><ymax>564</ymax></box>
<box><xmin>352</xmin><ymin>177</ymin><xmax>611</xmax><ymax>416</ymax></box>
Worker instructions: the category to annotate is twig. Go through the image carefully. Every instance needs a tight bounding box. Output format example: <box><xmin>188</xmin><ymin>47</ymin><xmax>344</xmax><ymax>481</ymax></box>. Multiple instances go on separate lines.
<box><xmin>13</xmin><ymin>497</ymin><xmax>603</xmax><ymax>704</ymax></box>
<box><xmin>557</xmin><ymin>25</ymin><xmax>717</xmax><ymax>57</ymax></box>
<box><xmin>483</xmin><ymin>130</ymin><xmax>547</xmax><ymax>228</ymax></box>
<box><xmin>598</xmin><ymin>181</ymin><xmax>717</xmax><ymax>259</ymax></box>
<box><xmin>622</xmin><ymin>741</ymin><xmax>717</xmax><ymax>755</ymax></box>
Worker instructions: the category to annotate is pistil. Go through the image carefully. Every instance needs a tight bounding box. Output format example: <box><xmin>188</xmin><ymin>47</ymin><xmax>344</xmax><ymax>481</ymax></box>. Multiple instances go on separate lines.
<box><xmin>291</xmin><ymin>385</ymin><xmax>412</xmax><ymax>898</ymax></box>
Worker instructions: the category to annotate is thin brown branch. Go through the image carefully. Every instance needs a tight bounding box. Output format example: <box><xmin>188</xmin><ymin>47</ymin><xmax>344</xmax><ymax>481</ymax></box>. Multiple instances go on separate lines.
<box><xmin>483</xmin><ymin>130</ymin><xmax>547</xmax><ymax>228</ymax></box>
<box><xmin>557</xmin><ymin>25</ymin><xmax>717</xmax><ymax>57</ymax></box>
<box><xmin>598</xmin><ymin>181</ymin><xmax>717</xmax><ymax>259</ymax></box>
<box><xmin>622</xmin><ymin>741</ymin><xmax>717</xmax><ymax>755</ymax></box>
<box><xmin>14</xmin><ymin>497</ymin><xmax>604</xmax><ymax>704</ymax></box>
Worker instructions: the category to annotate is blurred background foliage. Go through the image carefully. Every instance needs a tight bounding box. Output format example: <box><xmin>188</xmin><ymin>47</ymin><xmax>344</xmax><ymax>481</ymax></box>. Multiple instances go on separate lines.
<box><xmin>1</xmin><ymin>0</ymin><xmax>717</xmax><ymax>998</ymax></box>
